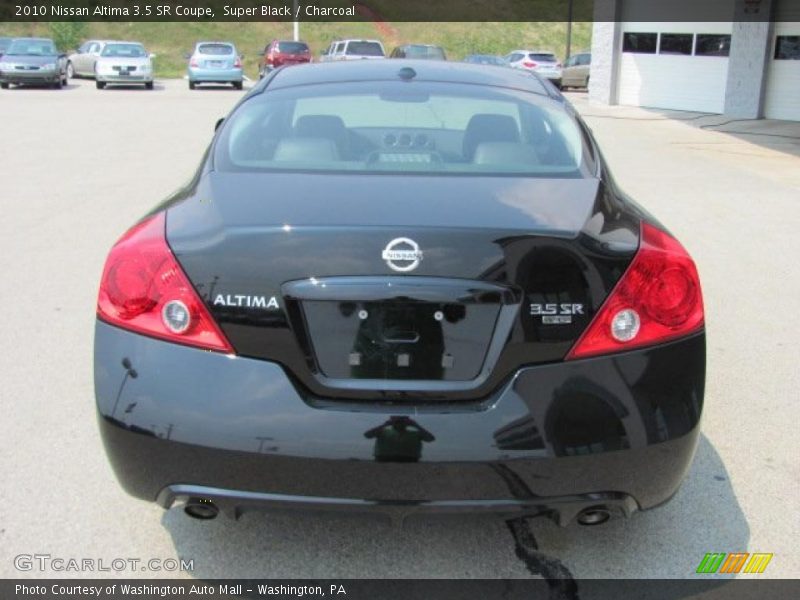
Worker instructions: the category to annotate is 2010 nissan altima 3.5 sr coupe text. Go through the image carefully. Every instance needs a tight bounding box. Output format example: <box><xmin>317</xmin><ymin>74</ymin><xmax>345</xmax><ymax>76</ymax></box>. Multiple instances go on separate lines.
<box><xmin>94</xmin><ymin>61</ymin><xmax>705</xmax><ymax>526</ymax></box>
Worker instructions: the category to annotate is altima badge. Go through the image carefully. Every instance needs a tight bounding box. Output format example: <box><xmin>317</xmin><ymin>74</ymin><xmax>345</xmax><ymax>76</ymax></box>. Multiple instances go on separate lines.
<box><xmin>213</xmin><ymin>294</ymin><xmax>279</xmax><ymax>309</ymax></box>
<box><xmin>382</xmin><ymin>237</ymin><xmax>423</xmax><ymax>272</ymax></box>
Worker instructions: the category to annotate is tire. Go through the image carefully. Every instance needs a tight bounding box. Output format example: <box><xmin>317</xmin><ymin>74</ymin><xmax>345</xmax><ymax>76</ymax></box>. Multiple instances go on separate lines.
<box><xmin>0</xmin><ymin>82</ymin><xmax>9</xmax><ymax>90</ymax></box>
<box><xmin>233</xmin><ymin>81</ymin><xmax>243</xmax><ymax>90</ymax></box>
<box><xmin>189</xmin><ymin>81</ymin><xmax>196</xmax><ymax>90</ymax></box>
<box><xmin>53</xmin><ymin>79</ymin><xmax>63</xmax><ymax>90</ymax></box>
<box><xmin>585</xmin><ymin>76</ymin><xmax>590</xmax><ymax>90</ymax></box>
<box><xmin>145</xmin><ymin>81</ymin><xmax>154</xmax><ymax>90</ymax></box>
<box><xmin>96</xmin><ymin>81</ymin><xmax>106</xmax><ymax>89</ymax></box>
<box><xmin>66</xmin><ymin>62</ymin><xmax>74</xmax><ymax>79</ymax></box>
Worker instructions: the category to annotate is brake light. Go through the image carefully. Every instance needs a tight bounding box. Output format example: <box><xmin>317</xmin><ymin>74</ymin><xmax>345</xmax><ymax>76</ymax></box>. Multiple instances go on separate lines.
<box><xmin>97</xmin><ymin>212</ymin><xmax>233</xmax><ymax>353</ymax></box>
<box><xmin>523</xmin><ymin>61</ymin><xmax>537</xmax><ymax>68</ymax></box>
<box><xmin>565</xmin><ymin>222</ymin><xmax>704</xmax><ymax>360</ymax></box>
<box><xmin>189</xmin><ymin>58</ymin><xmax>199</xmax><ymax>67</ymax></box>
<box><xmin>234</xmin><ymin>56</ymin><xmax>242</xmax><ymax>68</ymax></box>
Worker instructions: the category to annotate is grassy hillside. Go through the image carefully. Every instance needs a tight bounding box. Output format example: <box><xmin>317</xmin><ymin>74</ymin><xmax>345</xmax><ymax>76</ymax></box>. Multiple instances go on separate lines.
<box><xmin>0</xmin><ymin>21</ymin><xmax>590</xmax><ymax>79</ymax></box>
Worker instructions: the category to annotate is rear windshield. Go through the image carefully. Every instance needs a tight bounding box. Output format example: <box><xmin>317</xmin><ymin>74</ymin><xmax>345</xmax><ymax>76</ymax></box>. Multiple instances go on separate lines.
<box><xmin>6</xmin><ymin>39</ymin><xmax>57</xmax><ymax>56</ymax></box>
<box><xmin>198</xmin><ymin>43</ymin><xmax>234</xmax><ymax>55</ymax></box>
<box><xmin>101</xmin><ymin>44</ymin><xmax>146</xmax><ymax>58</ymax></box>
<box><xmin>404</xmin><ymin>46</ymin><xmax>446</xmax><ymax>60</ymax></box>
<box><xmin>276</xmin><ymin>41</ymin><xmax>309</xmax><ymax>53</ymax></box>
<box><xmin>529</xmin><ymin>53</ymin><xmax>557</xmax><ymax>62</ymax></box>
<box><xmin>346</xmin><ymin>42</ymin><xmax>384</xmax><ymax>56</ymax></box>
<box><xmin>215</xmin><ymin>81</ymin><xmax>589</xmax><ymax>177</ymax></box>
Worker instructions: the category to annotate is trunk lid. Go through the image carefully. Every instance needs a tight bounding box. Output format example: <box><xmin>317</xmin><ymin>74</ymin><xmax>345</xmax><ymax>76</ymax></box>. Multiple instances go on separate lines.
<box><xmin>166</xmin><ymin>172</ymin><xmax>636</xmax><ymax>400</ymax></box>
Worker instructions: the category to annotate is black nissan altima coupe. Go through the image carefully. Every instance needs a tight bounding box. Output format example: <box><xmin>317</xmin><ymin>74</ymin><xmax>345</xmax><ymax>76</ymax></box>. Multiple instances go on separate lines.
<box><xmin>95</xmin><ymin>60</ymin><xmax>705</xmax><ymax>525</ymax></box>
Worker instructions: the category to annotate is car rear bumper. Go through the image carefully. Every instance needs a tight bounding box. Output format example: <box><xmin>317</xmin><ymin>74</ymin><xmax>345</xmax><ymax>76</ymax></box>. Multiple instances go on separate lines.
<box><xmin>96</xmin><ymin>74</ymin><xmax>152</xmax><ymax>84</ymax></box>
<box><xmin>156</xmin><ymin>484</ymin><xmax>640</xmax><ymax>526</ymax></box>
<box><xmin>538</xmin><ymin>70</ymin><xmax>563</xmax><ymax>81</ymax></box>
<box><xmin>95</xmin><ymin>320</ymin><xmax>705</xmax><ymax>523</ymax></box>
<box><xmin>270</xmin><ymin>60</ymin><xmax>310</xmax><ymax>68</ymax></box>
<box><xmin>188</xmin><ymin>67</ymin><xmax>243</xmax><ymax>82</ymax></box>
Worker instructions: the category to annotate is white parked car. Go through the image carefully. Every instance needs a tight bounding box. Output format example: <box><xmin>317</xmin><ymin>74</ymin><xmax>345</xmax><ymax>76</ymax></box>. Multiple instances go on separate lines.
<box><xmin>94</xmin><ymin>41</ymin><xmax>154</xmax><ymax>90</ymax></box>
<box><xmin>320</xmin><ymin>39</ymin><xmax>385</xmax><ymax>62</ymax></box>
<box><xmin>505</xmin><ymin>50</ymin><xmax>563</xmax><ymax>88</ymax></box>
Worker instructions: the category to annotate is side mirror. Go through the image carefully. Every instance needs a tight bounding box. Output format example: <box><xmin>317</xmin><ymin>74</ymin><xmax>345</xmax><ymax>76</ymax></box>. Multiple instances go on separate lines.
<box><xmin>215</xmin><ymin>117</ymin><xmax>224</xmax><ymax>132</ymax></box>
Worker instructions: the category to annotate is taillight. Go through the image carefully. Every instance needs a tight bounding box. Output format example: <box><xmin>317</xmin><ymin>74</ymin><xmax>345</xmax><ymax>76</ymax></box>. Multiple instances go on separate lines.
<box><xmin>97</xmin><ymin>212</ymin><xmax>233</xmax><ymax>353</ymax></box>
<box><xmin>189</xmin><ymin>58</ymin><xmax>199</xmax><ymax>67</ymax></box>
<box><xmin>565</xmin><ymin>222</ymin><xmax>704</xmax><ymax>360</ymax></box>
<box><xmin>234</xmin><ymin>57</ymin><xmax>242</xmax><ymax>68</ymax></box>
<box><xmin>523</xmin><ymin>61</ymin><xmax>537</xmax><ymax>68</ymax></box>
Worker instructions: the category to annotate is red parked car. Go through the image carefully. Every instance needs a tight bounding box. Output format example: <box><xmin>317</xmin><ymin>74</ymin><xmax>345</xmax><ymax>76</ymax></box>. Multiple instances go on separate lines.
<box><xmin>259</xmin><ymin>40</ymin><xmax>311</xmax><ymax>78</ymax></box>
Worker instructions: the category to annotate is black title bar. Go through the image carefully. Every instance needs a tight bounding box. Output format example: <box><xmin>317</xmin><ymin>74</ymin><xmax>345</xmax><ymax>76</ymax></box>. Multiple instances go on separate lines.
<box><xmin>4</xmin><ymin>579</ymin><xmax>800</xmax><ymax>600</ymax></box>
<box><xmin>0</xmin><ymin>0</ymin><xmax>791</xmax><ymax>23</ymax></box>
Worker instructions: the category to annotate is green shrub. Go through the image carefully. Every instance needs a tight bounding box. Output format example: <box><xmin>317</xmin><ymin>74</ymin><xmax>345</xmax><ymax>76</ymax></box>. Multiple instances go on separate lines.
<box><xmin>49</xmin><ymin>22</ymin><xmax>87</xmax><ymax>53</ymax></box>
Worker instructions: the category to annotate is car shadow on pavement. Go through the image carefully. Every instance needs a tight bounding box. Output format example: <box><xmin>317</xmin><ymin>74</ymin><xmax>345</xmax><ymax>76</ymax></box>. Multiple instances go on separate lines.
<box><xmin>99</xmin><ymin>83</ymin><xmax>165</xmax><ymax>91</ymax></box>
<box><xmin>161</xmin><ymin>434</ymin><xmax>747</xmax><ymax>587</ymax></box>
<box><xmin>188</xmin><ymin>85</ymin><xmax>245</xmax><ymax>92</ymax></box>
<box><xmin>518</xmin><ymin>435</ymin><xmax>748</xmax><ymax>588</ymax></box>
<box><xmin>2</xmin><ymin>84</ymin><xmax>77</xmax><ymax>92</ymax></box>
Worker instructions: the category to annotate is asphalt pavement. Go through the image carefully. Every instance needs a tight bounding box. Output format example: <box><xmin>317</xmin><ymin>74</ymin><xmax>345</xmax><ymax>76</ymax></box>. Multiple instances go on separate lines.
<box><xmin>0</xmin><ymin>78</ymin><xmax>797</xmax><ymax>581</ymax></box>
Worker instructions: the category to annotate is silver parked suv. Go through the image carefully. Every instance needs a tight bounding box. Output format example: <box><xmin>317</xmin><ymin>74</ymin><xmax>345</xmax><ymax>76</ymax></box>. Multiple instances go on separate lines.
<box><xmin>505</xmin><ymin>49</ymin><xmax>563</xmax><ymax>88</ymax></box>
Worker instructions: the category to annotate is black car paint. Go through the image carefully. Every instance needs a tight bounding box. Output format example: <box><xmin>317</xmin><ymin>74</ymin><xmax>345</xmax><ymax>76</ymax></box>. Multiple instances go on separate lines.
<box><xmin>96</xmin><ymin>321</ymin><xmax>704</xmax><ymax>519</ymax></box>
<box><xmin>166</xmin><ymin>175</ymin><xmax>640</xmax><ymax>401</ymax></box>
<box><xmin>96</xmin><ymin>61</ymin><xmax>704</xmax><ymax>522</ymax></box>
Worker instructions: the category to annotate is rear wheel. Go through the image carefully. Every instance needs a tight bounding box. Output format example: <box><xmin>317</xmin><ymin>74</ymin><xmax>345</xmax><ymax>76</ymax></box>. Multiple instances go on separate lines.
<box><xmin>0</xmin><ymin>82</ymin><xmax>9</xmax><ymax>90</ymax></box>
<box><xmin>233</xmin><ymin>81</ymin><xmax>243</xmax><ymax>90</ymax></box>
<box><xmin>189</xmin><ymin>81</ymin><xmax>196</xmax><ymax>90</ymax></box>
<box><xmin>96</xmin><ymin>81</ymin><xmax>106</xmax><ymax>90</ymax></box>
<box><xmin>53</xmin><ymin>79</ymin><xmax>63</xmax><ymax>90</ymax></box>
<box><xmin>145</xmin><ymin>81</ymin><xmax>154</xmax><ymax>90</ymax></box>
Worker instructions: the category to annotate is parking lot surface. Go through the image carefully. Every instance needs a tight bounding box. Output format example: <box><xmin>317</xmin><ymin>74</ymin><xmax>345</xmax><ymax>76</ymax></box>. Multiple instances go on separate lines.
<box><xmin>1</xmin><ymin>78</ymin><xmax>798</xmax><ymax>581</ymax></box>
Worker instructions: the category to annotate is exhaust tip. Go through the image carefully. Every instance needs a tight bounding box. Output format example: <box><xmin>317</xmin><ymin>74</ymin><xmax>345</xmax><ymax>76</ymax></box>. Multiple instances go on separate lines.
<box><xmin>184</xmin><ymin>497</ymin><xmax>219</xmax><ymax>520</ymax></box>
<box><xmin>576</xmin><ymin>507</ymin><xmax>611</xmax><ymax>526</ymax></box>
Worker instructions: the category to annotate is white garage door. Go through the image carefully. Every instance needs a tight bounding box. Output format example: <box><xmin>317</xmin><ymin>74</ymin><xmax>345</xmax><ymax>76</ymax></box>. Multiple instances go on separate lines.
<box><xmin>763</xmin><ymin>8</ymin><xmax>800</xmax><ymax>121</ymax></box>
<box><xmin>617</xmin><ymin>22</ymin><xmax>732</xmax><ymax>114</ymax></box>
